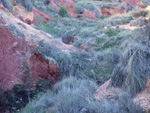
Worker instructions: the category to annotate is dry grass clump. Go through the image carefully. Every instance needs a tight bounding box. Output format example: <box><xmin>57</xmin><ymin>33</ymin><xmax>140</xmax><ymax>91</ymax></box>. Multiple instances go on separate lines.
<box><xmin>110</xmin><ymin>46</ymin><xmax>150</xmax><ymax>96</ymax></box>
<box><xmin>21</xmin><ymin>77</ymin><xmax>144</xmax><ymax>113</ymax></box>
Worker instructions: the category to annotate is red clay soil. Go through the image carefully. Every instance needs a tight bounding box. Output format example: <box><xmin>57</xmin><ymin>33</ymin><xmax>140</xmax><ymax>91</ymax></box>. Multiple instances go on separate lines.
<box><xmin>0</xmin><ymin>19</ymin><xmax>24</xmax><ymax>89</ymax></box>
<box><xmin>33</xmin><ymin>7</ymin><xmax>53</xmax><ymax>23</ymax></box>
<box><xmin>124</xmin><ymin>0</ymin><xmax>144</xmax><ymax>7</ymax></box>
<box><xmin>0</xmin><ymin>18</ymin><xmax>59</xmax><ymax>90</ymax></box>
<box><xmin>50</xmin><ymin>0</ymin><xmax>77</xmax><ymax>18</ymax></box>
<box><xmin>50</xmin><ymin>0</ymin><xmax>97</xmax><ymax>19</ymax></box>
<box><xmin>29</xmin><ymin>52</ymin><xmax>59</xmax><ymax>84</ymax></box>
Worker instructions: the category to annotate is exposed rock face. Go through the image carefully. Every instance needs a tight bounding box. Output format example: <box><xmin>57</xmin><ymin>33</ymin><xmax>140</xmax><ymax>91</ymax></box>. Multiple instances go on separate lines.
<box><xmin>124</xmin><ymin>0</ymin><xmax>144</xmax><ymax>7</ymax></box>
<box><xmin>0</xmin><ymin>8</ymin><xmax>75</xmax><ymax>90</ymax></box>
<box><xmin>29</xmin><ymin>52</ymin><xmax>59</xmax><ymax>82</ymax></box>
<box><xmin>12</xmin><ymin>4</ymin><xmax>34</xmax><ymax>24</ymax></box>
<box><xmin>0</xmin><ymin>19</ymin><xmax>23</xmax><ymax>89</ymax></box>
<box><xmin>0</xmin><ymin>19</ymin><xmax>59</xmax><ymax>89</ymax></box>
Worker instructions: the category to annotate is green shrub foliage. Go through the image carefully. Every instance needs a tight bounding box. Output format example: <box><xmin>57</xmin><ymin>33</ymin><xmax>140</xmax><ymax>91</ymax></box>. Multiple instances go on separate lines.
<box><xmin>59</xmin><ymin>6</ymin><xmax>68</xmax><ymax>17</ymax></box>
<box><xmin>36</xmin><ymin>78</ymin><xmax>52</xmax><ymax>92</ymax></box>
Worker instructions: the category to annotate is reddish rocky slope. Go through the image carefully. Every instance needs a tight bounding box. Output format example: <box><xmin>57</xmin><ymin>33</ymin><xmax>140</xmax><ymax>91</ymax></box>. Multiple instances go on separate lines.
<box><xmin>0</xmin><ymin>8</ymin><xmax>75</xmax><ymax>90</ymax></box>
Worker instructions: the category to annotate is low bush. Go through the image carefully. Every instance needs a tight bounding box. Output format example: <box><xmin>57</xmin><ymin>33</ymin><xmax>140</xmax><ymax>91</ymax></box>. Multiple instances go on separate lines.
<box><xmin>0</xmin><ymin>77</ymin><xmax>52</xmax><ymax>112</ymax></box>
<box><xmin>36</xmin><ymin>21</ymin><xmax>56</xmax><ymax>35</ymax></box>
<box><xmin>16</xmin><ymin>0</ymin><xmax>33</xmax><ymax>11</ymax></box>
<box><xmin>96</xmin><ymin>36</ymin><xmax>122</xmax><ymax>51</ymax></box>
<box><xmin>74</xmin><ymin>3</ymin><xmax>84</xmax><ymax>13</ymax></box>
<box><xmin>74</xmin><ymin>1</ymin><xmax>100</xmax><ymax>18</ymax></box>
<box><xmin>131</xmin><ymin>9</ymin><xmax>148</xmax><ymax>19</ymax></box>
<box><xmin>59</xmin><ymin>6</ymin><xmax>68</xmax><ymax>17</ymax></box>
<box><xmin>21</xmin><ymin>77</ymin><xmax>144</xmax><ymax>113</ymax></box>
<box><xmin>110</xmin><ymin>46</ymin><xmax>150</xmax><ymax>96</ymax></box>
<box><xmin>104</xmin><ymin>14</ymin><xmax>133</xmax><ymax>26</ymax></box>
<box><xmin>24</xmin><ymin>0</ymin><xmax>33</xmax><ymax>11</ymax></box>
<box><xmin>36</xmin><ymin>78</ymin><xmax>52</xmax><ymax>92</ymax></box>
<box><xmin>2</xmin><ymin>0</ymin><xmax>13</xmax><ymax>11</ymax></box>
<box><xmin>0</xmin><ymin>87</ymin><xmax>5</xmax><ymax>111</ymax></box>
<box><xmin>105</xmin><ymin>27</ymin><xmax>120</xmax><ymax>37</ymax></box>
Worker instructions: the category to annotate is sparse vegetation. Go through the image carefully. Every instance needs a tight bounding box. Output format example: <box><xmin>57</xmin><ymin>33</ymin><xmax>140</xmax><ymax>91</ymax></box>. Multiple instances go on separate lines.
<box><xmin>1</xmin><ymin>0</ymin><xmax>150</xmax><ymax>112</ymax></box>
<box><xmin>21</xmin><ymin>77</ymin><xmax>144</xmax><ymax>113</ymax></box>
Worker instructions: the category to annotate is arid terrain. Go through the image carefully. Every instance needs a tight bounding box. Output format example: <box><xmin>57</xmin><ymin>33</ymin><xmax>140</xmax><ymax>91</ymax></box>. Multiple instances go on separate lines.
<box><xmin>0</xmin><ymin>0</ymin><xmax>150</xmax><ymax>113</ymax></box>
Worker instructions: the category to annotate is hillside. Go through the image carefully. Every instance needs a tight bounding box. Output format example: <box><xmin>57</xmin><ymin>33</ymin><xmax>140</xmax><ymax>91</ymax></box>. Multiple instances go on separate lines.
<box><xmin>0</xmin><ymin>0</ymin><xmax>150</xmax><ymax>113</ymax></box>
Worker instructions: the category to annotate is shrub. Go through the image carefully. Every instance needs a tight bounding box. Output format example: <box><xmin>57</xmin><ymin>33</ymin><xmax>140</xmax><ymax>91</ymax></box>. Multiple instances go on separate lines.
<box><xmin>21</xmin><ymin>77</ymin><xmax>144</xmax><ymax>113</ymax></box>
<box><xmin>3</xmin><ymin>90</ymin><xmax>16</xmax><ymax>111</ymax></box>
<box><xmin>104</xmin><ymin>14</ymin><xmax>132</xmax><ymax>26</ymax></box>
<box><xmin>12</xmin><ymin>84</ymin><xmax>35</xmax><ymax>108</ymax></box>
<box><xmin>13</xmin><ymin>84</ymin><xmax>25</xmax><ymax>94</ymax></box>
<box><xmin>16</xmin><ymin>0</ymin><xmax>33</xmax><ymax>11</ymax></box>
<box><xmin>131</xmin><ymin>9</ymin><xmax>148</xmax><ymax>19</ymax></box>
<box><xmin>0</xmin><ymin>87</ymin><xmax>5</xmax><ymax>111</ymax></box>
<box><xmin>59</xmin><ymin>6</ymin><xmax>68</xmax><ymax>17</ymax></box>
<box><xmin>0</xmin><ymin>84</ymin><xmax>36</xmax><ymax>112</ymax></box>
<box><xmin>44</xmin><ymin>0</ymin><xmax>50</xmax><ymax>5</ymax></box>
<box><xmin>74</xmin><ymin>4</ymin><xmax>84</xmax><ymax>13</ymax></box>
<box><xmin>95</xmin><ymin>37</ymin><xmax>106</xmax><ymax>46</ymax></box>
<box><xmin>96</xmin><ymin>36</ymin><xmax>122</xmax><ymax>51</ymax></box>
<box><xmin>21</xmin><ymin>77</ymin><xmax>98</xmax><ymax>113</ymax></box>
<box><xmin>110</xmin><ymin>47</ymin><xmax>150</xmax><ymax>96</ymax></box>
<box><xmin>74</xmin><ymin>1</ymin><xmax>95</xmax><ymax>12</ymax></box>
<box><xmin>74</xmin><ymin>1</ymin><xmax>100</xmax><ymax>18</ymax></box>
<box><xmin>78</xmin><ymin>28</ymin><xmax>95</xmax><ymax>38</ymax></box>
<box><xmin>105</xmin><ymin>26</ymin><xmax>120</xmax><ymax>37</ymax></box>
<box><xmin>36</xmin><ymin>78</ymin><xmax>52</xmax><ymax>92</ymax></box>
<box><xmin>20</xmin><ymin>92</ymin><xmax>54</xmax><ymax>113</ymax></box>
<box><xmin>2</xmin><ymin>0</ymin><xmax>13</xmax><ymax>11</ymax></box>
<box><xmin>24</xmin><ymin>0</ymin><xmax>33</xmax><ymax>11</ymax></box>
<box><xmin>36</xmin><ymin>21</ymin><xmax>56</xmax><ymax>35</ymax></box>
